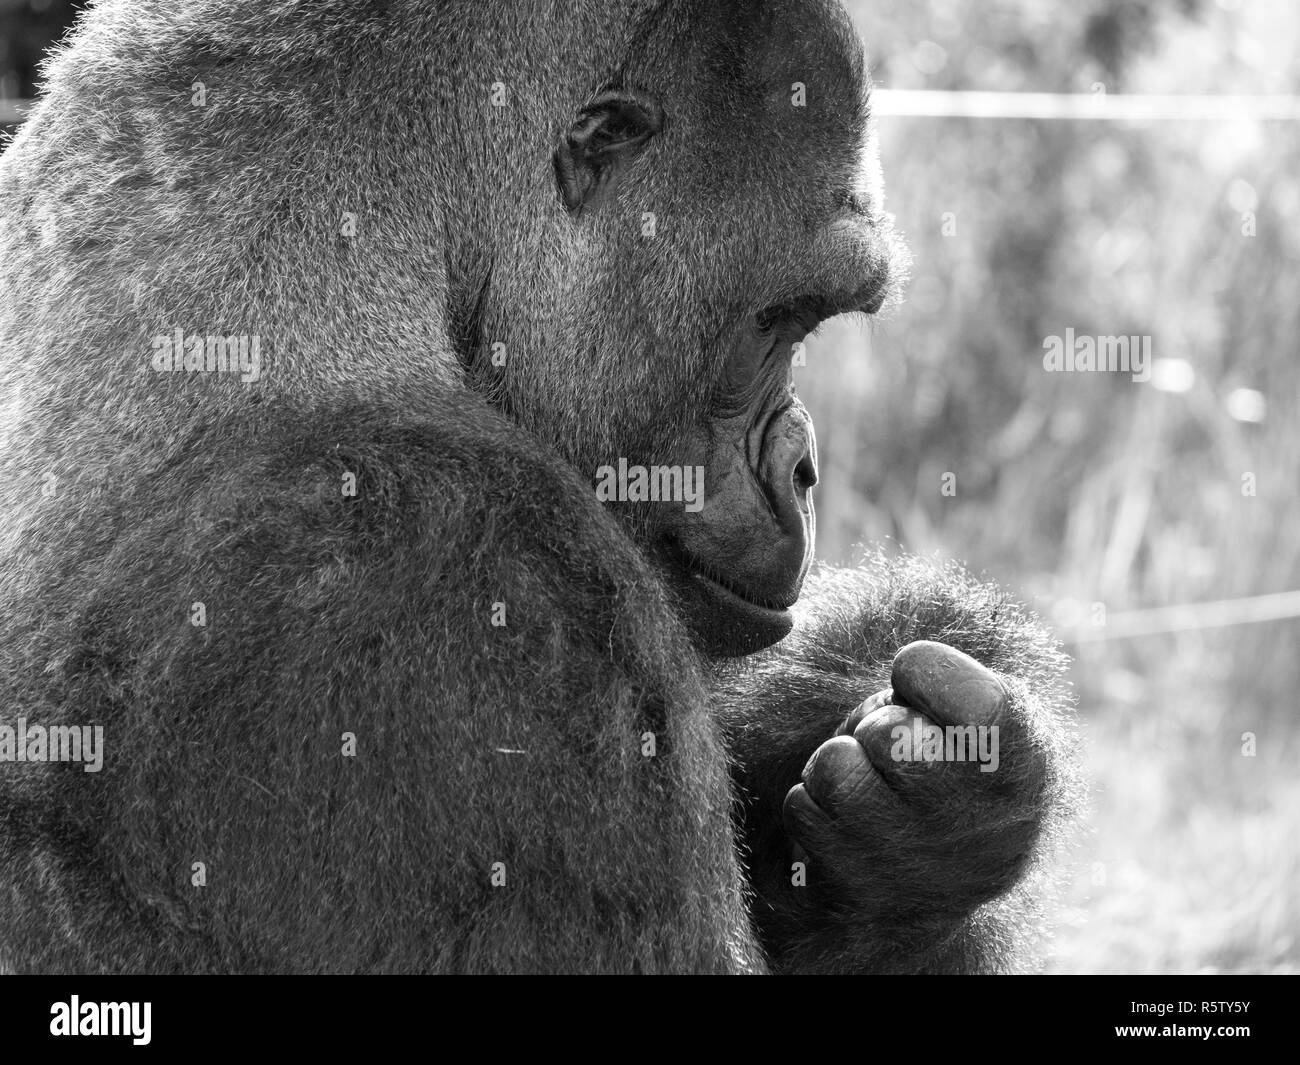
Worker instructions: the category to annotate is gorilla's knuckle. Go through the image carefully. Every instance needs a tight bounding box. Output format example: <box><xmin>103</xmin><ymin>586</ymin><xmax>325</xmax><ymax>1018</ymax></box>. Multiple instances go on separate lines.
<box><xmin>839</xmin><ymin>687</ymin><xmax>893</xmax><ymax>735</ymax></box>
<box><xmin>803</xmin><ymin>736</ymin><xmax>876</xmax><ymax>812</ymax></box>
<box><xmin>783</xmin><ymin>783</ymin><xmax>831</xmax><ymax>841</ymax></box>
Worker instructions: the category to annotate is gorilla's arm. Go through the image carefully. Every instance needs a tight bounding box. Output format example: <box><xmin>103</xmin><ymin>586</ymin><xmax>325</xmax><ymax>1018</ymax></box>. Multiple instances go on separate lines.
<box><xmin>0</xmin><ymin>400</ymin><xmax>759</xmax><ymax>973</ymax></box>
<box><xmin>712</xmin><ymin>555</ymin><xmax>1078</xmax><ymax>974</ymax></box>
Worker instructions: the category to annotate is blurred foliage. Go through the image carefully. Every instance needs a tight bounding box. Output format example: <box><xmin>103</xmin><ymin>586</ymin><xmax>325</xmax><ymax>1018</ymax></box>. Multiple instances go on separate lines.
<box><xmin>1</xmin><ymin>0</ymin><xmax>1295</xmax><ymax>973</ymax></box>
<box><xmin>810</xmin><ymin>0</ymin><xmax>1300</xmax><ymax>972</ymax></box>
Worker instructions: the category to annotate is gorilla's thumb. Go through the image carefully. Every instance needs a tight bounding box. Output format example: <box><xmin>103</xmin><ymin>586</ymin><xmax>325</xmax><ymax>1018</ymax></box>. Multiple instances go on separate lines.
<box><xmin>889</xmin><ymin>640</ymin><xmax>1007</xmax><ymax>727</ymax></box>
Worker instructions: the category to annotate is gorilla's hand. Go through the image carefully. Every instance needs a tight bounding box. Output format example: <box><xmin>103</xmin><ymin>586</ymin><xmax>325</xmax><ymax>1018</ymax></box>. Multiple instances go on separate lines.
<box><xmin>712</xmin><ymin>558</ymin><xmax>1075</xmax><ymax>972</ymax></box>
<box><xmin>782</xmin><ymin>641</ymin><xmax>1046</xmax><ymax>918</ymax></box>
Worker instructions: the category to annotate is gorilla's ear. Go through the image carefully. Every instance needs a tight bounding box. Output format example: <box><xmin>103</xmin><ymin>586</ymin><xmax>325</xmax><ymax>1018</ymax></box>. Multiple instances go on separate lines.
<box><xmin>554</xmin><ymin>88</ymin><xmax>664</xmax><ymax>215</ymax></box>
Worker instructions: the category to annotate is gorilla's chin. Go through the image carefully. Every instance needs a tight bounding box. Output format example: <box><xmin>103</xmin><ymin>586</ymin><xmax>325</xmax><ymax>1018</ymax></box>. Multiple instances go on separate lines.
<box><xmin>676</xmin><ymin>569</ymin><xmax>796</xmax><ymax>657</ymax></box>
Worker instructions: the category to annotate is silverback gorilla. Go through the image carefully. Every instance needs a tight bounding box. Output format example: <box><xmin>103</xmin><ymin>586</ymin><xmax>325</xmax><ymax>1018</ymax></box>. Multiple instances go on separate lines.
<box><xmin>0</xmin><ymin>0</ymin><xmax>1075</xmax><ymax>973</ymax></box>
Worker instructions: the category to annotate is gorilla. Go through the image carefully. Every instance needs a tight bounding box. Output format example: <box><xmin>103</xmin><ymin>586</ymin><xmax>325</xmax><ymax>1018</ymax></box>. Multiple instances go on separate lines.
<box><xmin>0</xmin><ymin>0</ymin><xmax>1075</xmax><ymax>973</ymax></box>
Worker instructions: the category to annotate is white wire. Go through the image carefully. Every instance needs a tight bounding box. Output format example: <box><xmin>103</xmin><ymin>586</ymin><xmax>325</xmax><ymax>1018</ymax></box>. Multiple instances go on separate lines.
<box><xmin>1062</xmin><ymin>590</ymin><xmax>1300</xmax><ymax>642</ymax></box>
<box><xmin>873</xmin><ymin>89</ymin><xmax>1300</xmax><ymax>121</ymax></box>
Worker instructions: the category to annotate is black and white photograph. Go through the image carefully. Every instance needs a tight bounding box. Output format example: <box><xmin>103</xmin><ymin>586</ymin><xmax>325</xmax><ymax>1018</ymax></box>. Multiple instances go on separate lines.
<box><xmin>0</xmin><ymin>0</ymin><xmax>1295</xmax><ymax>1034</ymax></box>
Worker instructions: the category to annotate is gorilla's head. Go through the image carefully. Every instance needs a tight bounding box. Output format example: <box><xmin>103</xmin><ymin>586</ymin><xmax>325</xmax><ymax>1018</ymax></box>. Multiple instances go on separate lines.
<box><xmin>441</xmin><ymin>0</ymin><xmax>904</xmax><ymax>655</ymax></box>
<box><xmin>5</xmin><ymin>2</ymin><xmax>900</xmax><ymax>660</ymax></box>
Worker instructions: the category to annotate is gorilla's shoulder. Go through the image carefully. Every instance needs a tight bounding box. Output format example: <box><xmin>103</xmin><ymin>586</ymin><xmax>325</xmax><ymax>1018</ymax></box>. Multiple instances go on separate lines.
<box><xmin>161</xmin><ymin>396</ymin><xmax>643</xmax><ymax>581</ymax></box>
<box><xmin>84</xmin><ymin>396</ymin><xmax>688</xmax><ymax>664</ymax></box>
<box><xmin>7</xmin><ymin>396</ymin><xmax>694</xmax><ymax>714</ymax></box>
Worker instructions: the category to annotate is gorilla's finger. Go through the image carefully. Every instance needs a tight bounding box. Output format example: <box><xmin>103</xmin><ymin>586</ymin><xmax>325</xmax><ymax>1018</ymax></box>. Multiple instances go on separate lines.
<box><xmin>890</xmin><ymin>641</ymin><xmax>1007</xmax><ymax>728</ymax></box>
<box><xmin>801</xmin><ymin>735</ymin><xmax>889</xmax><ymax>815</ymax></box>
<box><xmin>782</xmin><ymin>783</ymin><xmax>832</xmax><ymax>846</ymax></box>
<box><xmin>851</xmin><ymin>704</ymin><xmax>920</xmax><ymax>771</ymax></box>
<box><xmin>856</xmin><ymin>702</ymin><xmax>1012</xmax><ymax>812</ymax></box>
<box><xmin>837</xmin><ymin>687</ymin><xmax>894</xmax><ymax>736</ymax></box>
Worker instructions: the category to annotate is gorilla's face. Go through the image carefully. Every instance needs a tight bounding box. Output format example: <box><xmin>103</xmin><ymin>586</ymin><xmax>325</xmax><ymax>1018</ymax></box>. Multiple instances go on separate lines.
<box><xmin>659</xmin><ymin>286</ymin><xmax>891</xmax><ymax>658</ymax></box>
<box><xmin>642</xmin><ymin>7</ymin><xmax>896</xmax><ymax>655</ymax></box>
<box><xmin>480</xmin><ymin>0</ymin><xmax>901</xmax><ymax>656</ymax></box>
<box><xmin>661</xmin><ymin>309</ymin><xmax>823</xmax><ymax>655</ymax></box>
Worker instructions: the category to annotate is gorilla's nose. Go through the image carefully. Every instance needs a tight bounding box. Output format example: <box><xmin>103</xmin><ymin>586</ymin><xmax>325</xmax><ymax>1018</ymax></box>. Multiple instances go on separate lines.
<box><xmin>663</xmin><ymin>397</ymin><xmax>817</xmax><ymax>618</ymax></box>
<box><xmin>761</xmin><ymin>402</ymin><xmax>818</xmax><ymax>539</ymax></box>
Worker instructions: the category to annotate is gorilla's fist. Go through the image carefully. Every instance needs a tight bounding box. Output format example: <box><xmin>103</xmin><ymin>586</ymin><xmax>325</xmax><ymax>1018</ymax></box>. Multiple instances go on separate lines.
<box><xmin>783</xmin><ymin>641</ymin><xmax>1047</xmax><ymax>917</ymax></box>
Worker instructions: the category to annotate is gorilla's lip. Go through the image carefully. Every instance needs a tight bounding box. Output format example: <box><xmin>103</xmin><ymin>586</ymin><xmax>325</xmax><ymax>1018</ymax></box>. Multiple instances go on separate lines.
<box><xmin>663</xmin><ymin>539</ymin><xmax>796</xmax><ymax>615</ymax></box>
<box><xmin>688</xmin><ymin>569</ymin><xmax>792</xmax><ymax>621</ymax></box>
<box><xmin>664</xmin><ymin>539</ymin><xmax>797</xmax><ymax>656</ymax></box>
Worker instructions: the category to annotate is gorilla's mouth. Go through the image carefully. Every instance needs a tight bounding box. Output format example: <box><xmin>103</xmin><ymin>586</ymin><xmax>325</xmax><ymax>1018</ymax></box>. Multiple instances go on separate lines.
<box><xmin>665</xmin><ymin>540</ymin><xmax>793</xmax><ymax>613</ymax></box>
<box><xmin>690</xmin><ymin>565</ymin><xmax>793</xmax><ymax>617</ymax></box>
<box><xmin>662</xmin><ymin>539</ymin><xmax>797</xmax><ymax>657</ymax></box>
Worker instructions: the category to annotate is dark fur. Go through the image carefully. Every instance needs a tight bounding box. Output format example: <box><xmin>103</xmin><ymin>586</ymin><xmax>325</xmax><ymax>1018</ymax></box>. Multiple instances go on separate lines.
<box><xmin>0</xmin><ymin>0</ymin><xmax>1075</xmax><ymax>973</ymax></box>
<box><xmin>716</xmin><ymin>555</ymin><xmax>1077</xmax><ymax>973</ymax></box>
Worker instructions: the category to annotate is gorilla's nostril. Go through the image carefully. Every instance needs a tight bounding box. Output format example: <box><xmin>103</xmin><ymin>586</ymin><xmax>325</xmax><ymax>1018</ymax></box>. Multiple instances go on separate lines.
<box><xmin>794</xmin><ymin>451</ymin><xmax>818</xmax><ymax>494</ymax></box>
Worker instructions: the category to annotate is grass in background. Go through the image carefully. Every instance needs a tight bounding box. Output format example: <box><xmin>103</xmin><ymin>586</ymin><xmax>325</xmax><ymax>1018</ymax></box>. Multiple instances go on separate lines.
<box><xmin>1050</xmin><ymin>671</ymin><xmax>1300</xmax><ymax>973</ymax></box>
<box><xmin>800</xmin><ymin>0</ymin><xmax>1300</xmax><ymax>973</ymax></box>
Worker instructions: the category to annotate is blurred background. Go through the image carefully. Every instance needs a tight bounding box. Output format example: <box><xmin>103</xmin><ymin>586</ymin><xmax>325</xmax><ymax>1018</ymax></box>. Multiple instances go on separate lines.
<box><xmin>818</xmin><ymin>0</ymin><xmax>1299</xmax><ymax>974</ymax></box>
<box><xmin>3</xmin><ymin>0</ymin><xmax>1297</xmax><ymax>973</ymax></box>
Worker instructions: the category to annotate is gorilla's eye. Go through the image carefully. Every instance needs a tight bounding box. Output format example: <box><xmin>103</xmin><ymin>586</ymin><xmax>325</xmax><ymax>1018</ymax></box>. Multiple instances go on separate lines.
<box><xmin>760</xmin><ymin>300</ymin><xmax>825</xmax><ymax>337</ymax></box>
<box><xmin>554</xmin><ymin>88</ymin><xmax>665</xmax><ymax>215</ymax></box>
<box><xmin>755</xmin><ymin>308</ymin><xmax>782</xmax><ymax>335</ymax></box>
<box><xmin>713</xmin><ymin>316</ymin><xmax>787</xmax><ymax>415</ymax></box>
<box><xmin>714</xmin><ymin>303</ymin><xmax>824</xmax><ymax>413</ymax></box>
